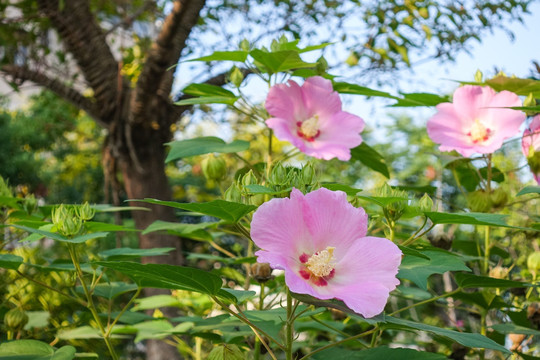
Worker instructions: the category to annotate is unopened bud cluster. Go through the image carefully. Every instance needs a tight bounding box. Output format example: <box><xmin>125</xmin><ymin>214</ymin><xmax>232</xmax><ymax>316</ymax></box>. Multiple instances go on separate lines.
<box><xmin>467</xmin><ymin>188</ymin><xmax>508</xmax><ymax>213</ymax></box>
<box><xmin>51</xmin><ymin>202</ymin><xmax>95</xmax><ymax>237</ymax></box>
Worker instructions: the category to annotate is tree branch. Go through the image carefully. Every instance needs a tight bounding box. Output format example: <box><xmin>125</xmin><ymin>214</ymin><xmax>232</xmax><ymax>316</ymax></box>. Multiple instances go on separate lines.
<box><xmin>132</xmin><ymin>0</ymin><xmax>206</xmax><ymax>124</ymax></box>
<box><xmin>1</xmin><ymin>64</ymin><xmax>102</xmax><ymax>124</ymax></box>
<box><xmin>36</xmin><ymin>0</ymin><xmax>120</xmax><ymax>122</ymax></box>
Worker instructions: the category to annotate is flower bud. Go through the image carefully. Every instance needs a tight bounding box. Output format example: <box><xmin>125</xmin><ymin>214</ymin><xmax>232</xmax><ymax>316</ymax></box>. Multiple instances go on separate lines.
<box><xmin>23</xmin><ymin>194</ymin><xmax>37</xmax><ymax>215</ymax></box>
<box><xmin>230</xmin><ymin>66</ymin><xmax>244</xmax><ymax>88</ymax></box>
<box><xmin>224</xmin><ymin>182</ymin><xmax>242</xmax><ymax>203</ymax></box>
<box><xmin>269</xmin><ymin>162</ymin><xmax>286</xmax><ymax>186</ymax></box>
<box><xmin>241</xmin><ymin>170</ymin><xmax>257</xmax><ymax>187</ymax></box>
<box><xmin>418</xmin><ymin>193</ymin><xmax>433</xmax><ymax>212</ymax></box>
<box><xmin>490</xmin><ymin>188</ymin><xmax>508</xmax><ymax>208</ymax></box>
<box><xmin>251</xmin><ymin>262</ymin><xmax>273</xmax><ymax>283</ymax></box>
<box><xmin>489</xmin><ymin>265</ymin><xmax>509</xmax><ymax>279</ymax></box>
<box><xmin>527</xmin><ymin>252</ymin><xmax>540</xmax><ymax>276</ymax></box>
<box><xmin>467</xmin><ymin>190</ymin><xmax>492</xmax><ymax>213</ymax></box>
<box><xmin>76</xmin><ymin>202</ymin><xmax>95</xmax><ymax>221</ymax></box>
<box><xmin>201</xmin><ymin>154</ymin><xmax>227</xmax><ymax>181</ymax></box>
<box><xmin>61</xmin><ymin>214</ymin><xmax>83</xmax><ymax>237</ymax></box>
<box><xmin>51</xmin><ymin>204</ymin><xmax>69</xmax><ymax>228</ymax></box>
<box><xmin>345</xmin><ymin>52</ymin><xmax>359</xmax><ymax>66</ymax></box>
<box><xmin>474</xmin><ymin>69</ymin><xmax>483</xmax><ymax>83</ymax></box>
<box><xmin>301</xmin><ymin>163</ymin><xmax>316</xmax><ymax>185</ymax></box>
<box><xmin>249</xmin><ymin>194</ymin><xmax>265</xmax><ymax>206</ymax></box>
<box><xmin>4</xmin><ymin>308</ymin><xmax>29</xmax><ymax>332</ymax></box>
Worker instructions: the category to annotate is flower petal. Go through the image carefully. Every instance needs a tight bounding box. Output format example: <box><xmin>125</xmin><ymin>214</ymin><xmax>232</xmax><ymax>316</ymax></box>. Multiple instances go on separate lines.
<box><xmin>301</xmin><ymin>76</ymin><xmax>342</xmax><ymax>120</ymax></box>
<box><xmin>265</xmin><ymin>80</ymin><xmax>307</xmax><ymax>122</ymax></box>
<box><xmin>266</xmin><ymin>117</ymin><xmax>306</xmax><ymax>151</ymax></box>
<box><xmin>301</xmin><ymin>188</ymin><xmax>368</xmax><ymax>259</ymax></box>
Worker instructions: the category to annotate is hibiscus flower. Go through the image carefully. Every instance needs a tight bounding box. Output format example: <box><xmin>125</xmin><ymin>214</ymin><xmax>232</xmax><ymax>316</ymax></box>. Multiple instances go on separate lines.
<box><xmin>265</xmin><ymin>76</ymin><xmax>365</xmax><ymax>161</ymax></box>
<box><xmin>250</xmin><ymin>188</ymin><xmax>402</xmax><ymax>318</ymax></box>
<box><xmin>522</xmin><ymin>115</ymin><xmax>540</xmax><ymax>184</ymax></box>
<box><xmin>427</xmin><ymin>85</ymin><xmax>525</xmax><ymax>157</ymax></box>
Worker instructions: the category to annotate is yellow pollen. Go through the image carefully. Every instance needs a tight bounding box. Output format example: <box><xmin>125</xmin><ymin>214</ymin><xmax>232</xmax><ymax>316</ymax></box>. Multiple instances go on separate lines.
<box><xmin>469</xmin><ymin>120</ymin><xmax>489</xmax><ymax>143</ymax></box>
<box><xmin>306</xmin><ymin>247</ymin><xmax>336</xmax><ymax>277</ymax></box>
<box><xmin>300</xmin><ymin>116</ymin><xmax>320</xmax><ymax>138</ymax></box>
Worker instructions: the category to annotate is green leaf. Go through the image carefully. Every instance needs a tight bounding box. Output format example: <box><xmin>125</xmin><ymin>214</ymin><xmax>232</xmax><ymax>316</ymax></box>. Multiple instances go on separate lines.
<box><xmin>321</xmin><ymin>183</ymin><xmax>362</xmax><ymax>196</ymax></box>
<box><xmin>425</xmin><ymin>212</ymin><xmax>529</xmax><ymax>230</ymax></box>
<box><xmin>95</xmin><ymin>261</ymin><xmax>234</xmax><ymax>301</ymax></box>
<box><xmin>249</xmin><ymin>49</ymin><xmax>316</xmax><ymax>73</ymax></box>
<box><xmin>398</xmin><ymin>249</ymin><xmax>470</xmax><ymax>290</ymax></box>
<box><xmin>391</xmin><ymin>92</ymin><xmax>450</xmax><ymax>107</ymax></box>
<box><xmin>491</xmin><ymin>323</ymin><xmax>540</xmax><ymax>336</ymax></box>
<box><xmin>142</xmin><ymin>221</ymin><xmax>217</xmax><ymax>236</ymax></box>
<box><xmin>350</xmin><ymin>143</ymin><xmax>390</xmax><ymax>178</ymax></box>
<box><xmin>85</xmin><ymin>222</ymin><xmax>138</xmax><ymax>232</ymax></box>
<box><xmin>517</xmin><ymin>186</ymin><xmax>540</xmax><ymax>196</ymax></box>
<box><xmin>485</xmin><ymin>76</ymin><xmax>540</xmax><ymax>97</ymax></box>
<box><xmin>76</xmin><ymin>282</ymin><xmax>138</xmax><ymax>300</ymax></box>
<box><xmin>133</xmin><ymin>199</ymin><xmax>255</xmax><ymax>223</ymax></box>
<box><xmin>454</xmin><ymin>273</ymin><xmax>530</xmax><ymax>289</ymax></box>
<box><xmin>69</xmin><ymin>232</ymin><xmax>109</xmax><ymax>244</ymax></box>
<box><xmin>207</xmin><ymin>344</ymin><xmax>244</xmax><ymax>360</ymax></box>
<box><xmin>98</xmin><ymin>247</ymin><xmax>175</xmax><ymax>260</ymax></box>
<box><xmin>312</xmin><ymin>346</ymin><xmax>447</xmax><ymax>360</ymax></box>
<box><xmin>6</xmin><ymin>224</ymin><xmax>108</xmax><ymax>243</ymax></box>
<box><xmin>332</xmin><ymin>82</ymin><xmax>396</xmax><ymax>99</ymax></box>
<box><xmin>0</xmin><ymin>253</ymin><xmax>23</xmax><ymax>270</ymax></box>
<box><xmin>219</xmin><ymin>288</ymin><xmax>255</xmax><ymax>303</ymax></box>
<box><xmin>357</xmin><ymin>196</ymin><xmax>408</xmax><ymax>207</ymax></box>
<box><xmin>132</xmin><ymin>295</ymin><xmax>182</xmax><ymax>311</ymax></box>
<box><xmin>187</xmin><ymin>50</ymin><xmax>248</xmax><ymax>62</ymax></box>
<box><xmin>165</xmin><ymin>136</ymin><xmax>249</xmax><ymax>161</ymax></box>
<box><xmin>175</xmin><ymin>96</ymin><xmax>238</xmax><ymax>106</ymax></box>
<box><xmin>453</xmin><ymin>291</ymin><xmax>508</xmax><ymax>310</ymax></box>
<box><xmin>382</xmin><ymin>316</ymin><xmax>509</xmax><ymax>354</ymax></box>
<box><xmin>24</xmin><ymin>311</ymin><xmax>50</xmax><ymax>330</ymax></box>
<box><xmin>0</xmin><ymin>340</ymin><xmax>76</xmax><ymax>360</ymax></box>
<box><xmin>57</xmin><ymin>326</ymin><xmax>102</xmax><ymax>340</ymax></box>
<box><xmin>182</xmin><ymin>83</ymin><xmax>236</xmax><ymax>98</ymax></box>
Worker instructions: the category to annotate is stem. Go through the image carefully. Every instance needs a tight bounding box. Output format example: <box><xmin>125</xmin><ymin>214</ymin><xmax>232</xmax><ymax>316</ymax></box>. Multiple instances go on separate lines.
<box><xmin>212</xmin><ymin>296</ymin><xmax>284</xmax><ymax>353</ymax></box>
<box><xmin>105</xmin><ymin>287</ymin><xmax>141</xmax><ymax>337</ymax></box>
<box><xmin>209</xmin><ymin>240</ymin><xmax>236</xmax><ymax>258</ymax></box>
<box><xmin>68</xmin><ymin>245</ymin><xmax>118</xmax><ymax>360</ymax></box>
<box><xmin>401</xmin><ymin>223</ymin><xmax>435</xmax><ymax>247</ymax></box>
<box><xmin>309</xmin><ymin>315</ymin><xmax>368</xmax><ymax>348</ymax></box>
<box><xmin>285</xmin><ymin>289</ymin><xmax>294</xmax><ymax>360</ymax></box>
<box><xmin>486</xmin><ymin>154</ymin><xmax>492</xmax><ymax>193</ymax></box>
<box><xmin>16</xmin><ymin>270</ymin><xmax>86</xmax><ymax>306</ymax></box>
<box><xmin>299</xmin><ymin>327</ymin><xmax>378</xmax><ymax>360</ymax></box>
<box><xmin>389</xmin><ymin>288</ymin><xmax>462</xmax><ymax>316</ymax></box>
<box><xmin>483</xmin><ymin>226</ymin><xmax>491</xmax><ymax>273</ymax></box>
<box><xmin>267</xmin><ymin>129</ymin><xmax>273</xmax><ymax>181</ymax></box>
<box><xmin>403</xmin><ymin>216</ymin><xmax>428</xmax><ymax>244</ymax></box>
<box><xmin>254</xmin><ymin>283</ymin><xmax>266</xmax><ymax>360</ymax></box>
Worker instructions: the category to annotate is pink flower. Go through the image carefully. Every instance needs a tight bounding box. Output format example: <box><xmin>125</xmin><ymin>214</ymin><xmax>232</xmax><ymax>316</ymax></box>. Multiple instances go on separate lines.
<box><xmin>250</xmin><ymin>188</ymin><xmax>402</xmax><ymax>318</ymax></box>
<box><xmin>265</xmin><ymin>76</ymin><xmax>365</xmax><ymax>161</ymax></box>
<box><xmin>522</xmin><ymin>115</ymin><xmax>540</xmax><ymax>184</ymax></box>
<box><xmin>427</xmin><ymin>85</ymin><xmax>525</xmax><ymax>157</ymax></box>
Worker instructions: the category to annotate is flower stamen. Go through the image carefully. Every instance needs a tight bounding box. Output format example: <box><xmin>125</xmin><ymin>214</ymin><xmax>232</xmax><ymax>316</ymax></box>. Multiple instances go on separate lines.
<box><xmin>297</xmin><ymin>115</ymin><xmax>321</xmax><ymax>142</ymax></box>
<box><xmin>467</xmin><ymin>120</ymin><xmax>492</xmax><ymax>144</ymax></box>
<box><xmin>298</xmin><ymin>247</ymin><xmax>336</xmax><ymax>286</ymax></box>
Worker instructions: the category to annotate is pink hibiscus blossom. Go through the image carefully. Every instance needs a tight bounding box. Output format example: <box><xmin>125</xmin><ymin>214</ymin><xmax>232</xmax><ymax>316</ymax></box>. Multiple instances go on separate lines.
<box><xmin>427</xmin><ymin>85</ymin><xmax>525</xmax><ymax>157</ymax></box>
<box><xmin>522</xmin><ymin>115</ymin><xmax>540</xmax><ymax>184</ymax></box>
<box><xmin>250</xmin><ymin>188</ymin><xmax>402</xmax><ymax>318</ymax></box>
<box><xmin>265</xmin><ymin>76</ymin><xmax>365</xmax><ymax>161</ymax></box>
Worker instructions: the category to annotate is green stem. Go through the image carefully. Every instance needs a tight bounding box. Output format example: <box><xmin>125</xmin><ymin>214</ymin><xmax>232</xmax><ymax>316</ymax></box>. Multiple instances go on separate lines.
<box><xmin>106</xmin><ymin>287</ymin><xmax>141</xmax><ymax>337</ymax></box>
<box><xmin>299</xmin><ymin>327</ymin><xmax>378</xmax><ymax>360</ymax></box>
<box><xmin>401</xmin><ymin>223</ymin><xmax>435</xmax><ymax>247</ymax></box>
<box><xmin>309</xmin><ymin>315</ymin><xmax>368</xmax><ymax>348</ymax></box>
<box><xmin>403</xmin><ymin>216</ymin><xmax>428</xmax><ymax>244</ymax></box>
<box><xmin>483</xmin><ymin>226</ymin><xmax>491</xmax><ymax>273</ymax></box>
<box><xmin>68</xmin><ymin>245</ymin><xmax>118</xmax><ymax>360</ymax></box>
<box><xmin>286</xmin><ymin>289</ymin><xmax>294</xmax><ymax>360</ymax></box>
<box><xmin>254</xmin><ymin>283</ymin><xmax>266</xmax><ymax>360</ymax></box>
<box><xmin>389</xmin><ymin>287</ymin><xmax>462</xmax><ymax>316</ymax></box>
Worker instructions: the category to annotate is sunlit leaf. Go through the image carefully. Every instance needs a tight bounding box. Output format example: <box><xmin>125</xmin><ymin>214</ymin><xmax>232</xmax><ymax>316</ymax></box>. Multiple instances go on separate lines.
<box><xmin>165</xmin><ymin>136</ymin><xmax>249</xmax><ymax>161</ymax></box>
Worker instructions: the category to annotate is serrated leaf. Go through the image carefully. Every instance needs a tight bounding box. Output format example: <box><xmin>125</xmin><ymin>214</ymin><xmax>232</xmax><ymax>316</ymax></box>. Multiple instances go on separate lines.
<box><xmin>6</xmin><ymin>224</ymin><xmax>108</xmax><ymax>244</ymax></box>
<box><xmin>381</xmin><ymin>316</ymin><xmax>509</xmax><ymax>354</ymax></box>
<box><xmin>76</xmin><ymin>282</ymin><xmax>138</xmax><ymax>300</ymax></box>
<box><xmin>332</xmin><ymin>82</ymin><xmax>396</xmax><ymax>99</ymax></box>
<box><xmin>133</xmin><ymin>199</ymin><xmax>255</xmax><ymax>223</ymax></box>
<box><xmin>98</xmin><ymin>247</ymin><xmax>175</xmax><ymax>260</ymax></box>
<box><xmin>391</xmin><ymin>92</ymin><xmax>450</xmax><ymax>107</ymax></box>
<box><xmin>249</xmin><ymin>49</ymin><xmax>316</xmax><ymax>73</ymax></box>
<box><xmin>0</xmin><ymin>253</ymin><xmax>23</xmax><ymax>270</ymax></box>
<box><xmin>321</xmin><ymin>183</ymin><xmax>362</xmax><ymax>196</ymax></box>
<box><xmin>485</xmin><ymin>76</ymin><xmax>540</xmax><ymax>97</ymax></box>
<box><xmin>182</xmin><ymin>83</ymin><xmax>236</xmax><ymax>98</ymax></box>
<box><xmin>0</xmin><ymin>340</ymin><xmax>76</xmax><ymax>360</ymax></box>
<box><xmin>95</xmin><ymin>261</ymin><xmax>234</xmax><ymax>301</ymax></box>
<box><xmin>208</xmin><ymin>344</ymin><xmax>244</xmax><ymax>360</ymax></box>
<box><xmin>398</xmin><ymin>249</ymin><xmax>470</xmax><ymax>290</ymax></box>
<box><xmin>425</xmin><ymin>212</ymin><xmax>524</xmax><ymax>229</ymax></box>
<box><xmin>142</xmin><ymin>221</ymin><xmax>217</xmax><ymax>236</ymax></box>
<box><xmin>350</xmin><ymin>143</ymin><xmax>390</xmax><ymax>178</ymax></box>
<box><xmin>175</xmin><ymin>96</ymin><xmax>238</xmax><ymax>106</ymax></box>
<box><xmin>454</xmin><ymin>273</ymin><xmax>530</xmax><ymax>289</ymax></box>
<box><xmin>165</xmin><ymin>136</ymin><xmax>249</xmax><ymax>161</ymax></box>
<box><xmin>187</xmin><ymin>50</ymin><xmax>248</xmax><ymax>62</ymax></box>
<box><xmin>517</xmin><ymin>186</ymin><xmax>540</xmax><ymax>196</ymax></box>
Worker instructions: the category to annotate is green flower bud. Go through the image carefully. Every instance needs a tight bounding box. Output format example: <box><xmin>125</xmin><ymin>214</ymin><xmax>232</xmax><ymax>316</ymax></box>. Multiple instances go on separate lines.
<box><xmin>224</xmin><ymin>182</ymin><xmax>242</xmax><ymax>203</ymax></box>
<box><xmin>301</xmin><ymin>163</ymin><xmax>316</xmax><ymax>185</ymax></box>
<box><xmin>4</xmin><ymin>308</ymin><xmax>29</xmax><ymax>332</ymax></box>
<box><xmin>474</xmin><ymin>69</ymin><xmax>483</xmax><ymax>83</ymax></box>
<box><xmin>76</xmin><ymin>202</ymin><xmax>95</xmax><ymax>221</ymax></box>
<box><xmin>51</xmin><ymin>204</ymin><xmax>69</xmax><ymax>228</ymax></box>
<box><xmin>345</xmin><ymin>52</ymin><xmax>359</xmax><ymax>66</ymax></box>
<box><xmin>315</xmin><ymin>56</ymin><xmax>328</xmax><ymax>74</ymax></box>
<box><xmin>201</xmin><ymin>154</ymin><xmax>227</xmax><ymax>181</ymax></box>
<box><xmin>23</xmin><ymin>194</ymin><xmax>37</xmax><ymax>215</ymax></box>
<box><xmin>467</xmin><ymin>190</ymin><xmax>492</xmax><ymax>213</ymax></box>
<box><xmin>230</xmin><ymin>66</ymin><xmax>244</xmax><ymax>88</ymax></box>
<box><xmin>241</xmin><ymin>170</ymin><xmax>257</xmax><ymax>187</ymax></box>
<box><xmin>239</xmin><ymin>39</ymin><xmax>250</xmax><ymax>52</ymax></box>
<box><xmin>418</xmin><ymin>193</ymin><xmax>433</xmax><ymax>212</ymax></box>
<box><xmin>61</xmin><ymin>214</ymin><xmax>83</xmax><ymax>237</ymax></box>
<box><xmin>269</xmin><ymin>162</ymin><xmax>287</xmax><ymax>186</ymax></box>
<box><xmin>527</xmin><ymin>252</ymin><xmax>540</xmax><ymax>276</ymax></box>
<box><xmin>249</xmin><ymin>194</ymin><xmax>265</xmax><ymax>206</ymax></box>
<box><xmin>490</xmin><ymin>188</ymin><xmax>508</xmax><ymax>208</ymax></box>
<box><xmin>0</xmin><ymin>176</ymin><xmax>11</xmax><ymax>198</ymax></box>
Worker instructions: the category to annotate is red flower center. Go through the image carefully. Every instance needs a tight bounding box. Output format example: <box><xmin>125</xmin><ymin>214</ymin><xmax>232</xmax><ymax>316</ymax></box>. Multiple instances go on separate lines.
<box><xmin>297</xmin><ymin>115</ymin><xmax>321</xmax><ymax>142</ymax></box>
<box><xmin>467</xmin><ymin>120</ymin><xmax>492</xmax><ymax>144</ymax></box>
<box><xmin>298</xmin><ymin>247</ymin><xmax>336</xmax><ymax>287</ymax></box>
